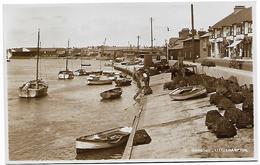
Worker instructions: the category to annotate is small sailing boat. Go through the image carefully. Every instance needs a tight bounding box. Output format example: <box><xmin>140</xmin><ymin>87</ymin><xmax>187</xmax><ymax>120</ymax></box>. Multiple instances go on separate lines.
<box><xmin>169</xmin><ymin>85</ymin><xmax>207</xmax><ymax>101</ymax></box>
<box><xmin>100</xmin><ymin>87</ymin><xmax>122</xmax><ymax>99</ymax></box>
<box><xmin>74</xmin><ymin>54</ymin><xmax>90</xmax><ymax>76</ymax></box>
<box><xmin>58</xmin><ymin>40</ymin><xmax>74</xmax><ymax>80</ymax></box>
<box><xmin>76</xmin><ymin>126</ymin><xmax>132</xmax><ymax>153</ymax></box>
<box><xmin>18</xmin><ymin>29</ymin><xmax>48</xmax><ymax>98</ymax></box>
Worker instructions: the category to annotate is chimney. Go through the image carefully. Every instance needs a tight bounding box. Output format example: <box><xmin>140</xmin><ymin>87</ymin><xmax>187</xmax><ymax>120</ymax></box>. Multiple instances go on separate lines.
<box><xmin>234</xmin><ymin>6</ymin><xmax>245</xmax><ymax>12</ymax></box>
<box><xmin>179</xmin><ymin>28</ymin><xmax>190</xmax><ymax>39</ymax></box>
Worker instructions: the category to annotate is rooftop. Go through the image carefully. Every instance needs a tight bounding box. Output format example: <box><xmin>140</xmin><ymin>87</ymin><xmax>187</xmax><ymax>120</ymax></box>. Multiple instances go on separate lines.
<box><xmin>211</xmin><ymin>7</ymin><xmax>252</xmax><ymax>29</ymax></box>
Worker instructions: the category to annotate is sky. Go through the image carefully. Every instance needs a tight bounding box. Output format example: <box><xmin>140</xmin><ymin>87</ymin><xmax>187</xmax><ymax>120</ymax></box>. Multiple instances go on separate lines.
<box><xmin>3</xmin><ymin>1</ymin><xmax>255</xmax><ymax>48</ymax></box>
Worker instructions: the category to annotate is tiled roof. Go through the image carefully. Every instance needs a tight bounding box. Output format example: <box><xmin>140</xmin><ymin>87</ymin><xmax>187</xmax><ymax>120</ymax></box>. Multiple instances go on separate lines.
<box><xmin>168</xmin><ymin>39</ymin><xmax>184</xmax><ymax>50</ymax></box>
<box><xmin>212</xmin><ymin>7</ymin><xmax>252</xmax><ymax>29</ymax></box>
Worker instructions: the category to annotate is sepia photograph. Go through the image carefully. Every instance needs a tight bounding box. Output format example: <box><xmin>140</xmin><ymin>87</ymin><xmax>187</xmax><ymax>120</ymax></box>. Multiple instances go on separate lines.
<box><xmin>2</xmin><ymin>0</ymin><xmax>258</xmax><ymax>163</ymax></box>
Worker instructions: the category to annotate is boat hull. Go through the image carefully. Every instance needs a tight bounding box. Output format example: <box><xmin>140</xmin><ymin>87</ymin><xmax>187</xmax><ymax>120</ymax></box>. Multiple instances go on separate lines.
<box><xmin>169</xmin><ymin>85</ymin><xmax>207</xmax><ymax>101</ymax></box>
<box><xmin>76</xmin><ymin>135</ymin><xmax>128</xmax><ymax>152</ymax></box>
<box><xmin>18</xmin><ymin>81</ymin><xmax>48</xmax><ymax>98</ymax></box>
<box><xmin>100</xmin><ymin>88</ymin><xmax>122</xmax><ymax>99</ymax></box>
<box><xmin>58</xmin><ymin>71</ymin><xmax>74</xmax><ymax>80</ymax></box>
<box><xmin>115</xmin><ymin>78</ymin><xmax>132</xmax><ymax>86</ymax></box>
<box><xmin>87</xmin><ymin>79</ymin><xmax>113</xmax><ymax>85</ymax></box>
<box><xmin>76</xmin><ymin>126</ymin><xmax>132</xmax><ymax>153</ymax></box>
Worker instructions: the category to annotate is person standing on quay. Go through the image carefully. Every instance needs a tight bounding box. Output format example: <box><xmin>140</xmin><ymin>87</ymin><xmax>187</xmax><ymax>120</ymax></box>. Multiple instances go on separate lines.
<box><xmin>133</xmin><ymin>69</ymin><xmax>151</xmax><ymax>100</ymax></box>
<box><xmin>143</xmin><ymin>69</ymin><xmax>150</xmax><ymax>87</ymax></box>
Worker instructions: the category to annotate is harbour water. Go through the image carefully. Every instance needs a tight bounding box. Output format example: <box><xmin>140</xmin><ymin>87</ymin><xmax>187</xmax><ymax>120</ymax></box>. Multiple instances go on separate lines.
<box><xmin>7</xmin><ymin>59</ymin><xmax>139</xmax><ymax>160</ymax></box>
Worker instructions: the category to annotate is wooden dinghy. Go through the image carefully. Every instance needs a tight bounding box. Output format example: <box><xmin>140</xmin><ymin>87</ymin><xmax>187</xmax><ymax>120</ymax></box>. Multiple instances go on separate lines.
<box><xmin>169</xmin><ymin>85</ymin><xmax>207</xmax><ymax>100</ymax></box>
<box><xmin>100</xmin><ymin>87</ymin><xmax>122</xmax><ymax>99</ymax></box>
<box><xmin>115</xmin><ymin>78</ymin><xmax>132</xmax><ymax>86</ymax></box>
<box><xmin>87</xmin><ymin>78</ymin><xmax>113</xmax><ymax>85</ymax></box>
<box><xmin>76</xmin><ymin>126</ymin><xmax>132</xmax><ymax>153</ymax></box>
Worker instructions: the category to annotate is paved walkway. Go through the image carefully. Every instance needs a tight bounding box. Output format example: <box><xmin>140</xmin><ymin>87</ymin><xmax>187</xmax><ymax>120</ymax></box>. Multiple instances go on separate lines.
<box><xmin>169</xmin><ymin>60</ymin><xmax>253</xmax><ymax>85</ymax></box>
<box><xmin>123</xmin><ymin>73</ymin><xmax>254</xmax><ymax>160</ymax></box>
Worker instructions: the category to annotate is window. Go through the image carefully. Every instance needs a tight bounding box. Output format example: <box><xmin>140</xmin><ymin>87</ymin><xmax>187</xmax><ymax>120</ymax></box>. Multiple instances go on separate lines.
<box><xmin>226</xmin><ymin>27</ymin><xmax>230</xmax><ymax>36</ymax></box>
<box><xmin>230</xmin><ymin>26</ymin><xmax>234</xmax><ymax>36</ymax></box>
<box><xmin>248</xmin><ymin>23</ymin><xmax>252</xmax><ymax>33</ymax></box>
<box><xmin>217</xmin><ymin>30</ymin><xmax>222</xmax><ymax>38</ymax></box>
<box><xmin>236</xmin><ymin>25</ymin><xmax>241</xmax><ymax>35</ymax></box>
<box><xmin>212</xmin><ymin>43</ymin><xmax>215</xmax><ymax>52</ymax></box>
<box><xmin>210</xmin><ymin>32</ymin><xmax>215</xmax><ymax>39</ymax></box>
<box><xmin>241</xmin><ymin>23</ymin><xmax>245</xmax><ymax>34</ymax></box>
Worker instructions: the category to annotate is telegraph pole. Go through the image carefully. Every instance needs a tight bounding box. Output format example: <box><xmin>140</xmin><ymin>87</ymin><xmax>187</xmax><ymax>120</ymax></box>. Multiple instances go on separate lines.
<box><xmin>191</xmin><ymin>4</ymin><xmax>195</xmax><ymax>63</ymax></box>
<box><xmin>137</xmin><ymin>35</ymin><xmax>140</xmax><ymax>50</ymax></box>
<box><xmin>150</xmin><ymin>17</ymin><xmax>153</xmax><ymax>48</ymax></box>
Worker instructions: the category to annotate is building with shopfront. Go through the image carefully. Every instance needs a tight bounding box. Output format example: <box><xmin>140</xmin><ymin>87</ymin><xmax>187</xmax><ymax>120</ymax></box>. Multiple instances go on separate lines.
<box><xmin>209</xmin><ymin>6</ymin><xmax>252</xmax><ymax>59</ymax></box>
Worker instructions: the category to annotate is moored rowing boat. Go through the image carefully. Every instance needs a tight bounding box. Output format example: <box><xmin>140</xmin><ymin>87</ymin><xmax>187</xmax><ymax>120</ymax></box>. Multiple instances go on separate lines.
<box><xmin>169</xmin><ymin>85</ymin><xmax>207</xmax><ymax>100</ymax></box>
<box><xmin>100</xmin><ymin>87</ymin><xmax>122</xmax><ymax>99</ymax></box>
<box><xmin>76</xmin><ymin>126</ymin><xmax>132</xmax><ymax>153</ymax></box>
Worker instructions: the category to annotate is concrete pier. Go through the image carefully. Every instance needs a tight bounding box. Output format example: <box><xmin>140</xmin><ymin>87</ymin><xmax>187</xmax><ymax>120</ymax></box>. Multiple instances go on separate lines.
<box><xmin>121</xmin><ymin>65</ymin><xmax>254</xmax><ymax>160</ymax></box>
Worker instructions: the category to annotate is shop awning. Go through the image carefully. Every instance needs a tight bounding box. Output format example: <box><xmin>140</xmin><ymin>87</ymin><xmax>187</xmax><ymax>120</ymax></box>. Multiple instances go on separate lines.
<box><xmin>227</xmin><ymin>40</ymin><xmax>242</xmax><ymax>48</ymax></box>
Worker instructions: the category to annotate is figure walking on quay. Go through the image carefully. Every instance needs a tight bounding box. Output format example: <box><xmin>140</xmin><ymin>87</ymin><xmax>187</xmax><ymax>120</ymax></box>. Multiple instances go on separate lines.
<box><xmin>133</xmin><ymin>69</ymin><xmax>152</xmax><ymax>100</ymax></box>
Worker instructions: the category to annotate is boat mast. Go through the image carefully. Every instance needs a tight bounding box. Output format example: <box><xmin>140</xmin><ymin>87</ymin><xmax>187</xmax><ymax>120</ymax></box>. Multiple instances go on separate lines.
<box><xmin>36</xmin><ymin>29</ymin><xmax>40</xmax><ymax>88</ymax></box>
<box><xmin>66</xmin><ymin>40</ymin><xmax>69</xmax><ymax>71</ymax></box>
<box><xmin>150</xmin><ymin>17</ymin><xmax>153</xmax><ymax>48</ymax></box>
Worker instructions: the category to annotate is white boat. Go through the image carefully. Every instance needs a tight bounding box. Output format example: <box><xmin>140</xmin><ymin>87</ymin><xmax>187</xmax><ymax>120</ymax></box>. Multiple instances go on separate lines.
<box><xmin>76</xmin><ymin>126</ymin><xmax>132</xmax><ymax>153</ymax></box>
<box><xmin>58</xmin><ymin>70</ymin><xmax>74</xmax><ymax>79</ymax></box>
<box><xmin>87</xmin><ymin>74</ymin><xmax>100</xmax><ymax>81</ymax></box>
<box><xmin>18</xmin><ymin>29</ymin><xmax>48</xmax><ymax>98</ymax></box>
<box><xmin>87</xmin><ymin>78</ymin><xmax>113</xmax><ymax>85</ymax></box>
<box><xmin>58</xmin><ymin>40</ymin><xmax>74</xmax><ymax>80</ymax></box>
<box><xmin>169</xmin><ymin>85</ymin><xmax>207</xmax><ymax>100</ymax></box>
